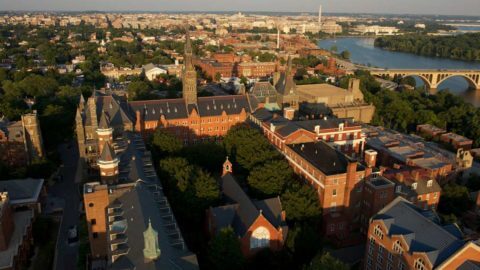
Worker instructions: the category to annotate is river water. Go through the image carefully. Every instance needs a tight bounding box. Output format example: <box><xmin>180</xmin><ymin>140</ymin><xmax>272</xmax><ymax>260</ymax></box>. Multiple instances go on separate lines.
<box><xmin>317</xmin><ymin>37</ymin><xmax>480</xmax><ymax>106</ymax></box>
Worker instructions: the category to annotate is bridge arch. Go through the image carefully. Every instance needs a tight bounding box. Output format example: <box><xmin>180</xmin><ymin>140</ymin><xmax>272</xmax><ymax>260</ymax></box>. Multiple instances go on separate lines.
<box><xmin>436</xmin><ymin>74</ymin><xmax>479</xmax><ymax>90</ymax></box>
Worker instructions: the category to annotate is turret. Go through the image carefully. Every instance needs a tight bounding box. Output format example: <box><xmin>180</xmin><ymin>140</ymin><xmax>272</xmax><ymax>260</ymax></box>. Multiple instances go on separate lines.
<box><xmin>222</xmin><ymin>156</ymin><xmax>233</xmax><ymax>176</ymax></box>
<box><xmin>21</xmin><ymin>111</ymin><xmax>45</xmax><ymax>161</ymax></box>
<box><xmin>97</xmin><ymin>142</ymin><xmax>119</xmax><ymax>185</ymax></box>
<box><xmin>96</xmin><ymin>111</ymin><xmax>113</xmax><ymax>155</ymax></box>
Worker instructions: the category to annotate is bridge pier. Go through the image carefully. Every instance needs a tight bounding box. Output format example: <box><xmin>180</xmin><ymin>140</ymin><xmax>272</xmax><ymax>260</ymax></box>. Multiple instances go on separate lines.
<box><xmin>427</xmin><ymin>88</ymin><xmax>438</xmax><ymax>95</ymax></box>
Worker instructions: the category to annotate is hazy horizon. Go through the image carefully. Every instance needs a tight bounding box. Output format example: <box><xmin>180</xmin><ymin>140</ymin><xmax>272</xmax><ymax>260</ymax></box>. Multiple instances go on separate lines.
<box><xmin>0</xmin><ymin>0</ymin><xmax>479</xmax><ymax>17</ymax></box>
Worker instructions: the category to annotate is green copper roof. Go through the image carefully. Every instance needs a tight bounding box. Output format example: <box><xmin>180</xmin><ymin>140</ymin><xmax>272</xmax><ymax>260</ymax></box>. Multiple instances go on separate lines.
<box><xmin>143</xmin><ymin>218</ymin><xmax>161</xmax><ymax>260</ymax></box>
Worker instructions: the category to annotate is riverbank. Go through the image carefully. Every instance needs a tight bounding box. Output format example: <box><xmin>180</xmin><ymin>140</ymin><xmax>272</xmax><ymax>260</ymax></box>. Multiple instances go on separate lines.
<box><xmin>317</xmin><ymin>37</ymin><xmax>480</xmax><ymax>106</ymax></box>
<box><xmin>374</xmin><ymin>33</ymin><xmax>480</xmax><ymax>62</ymax></box>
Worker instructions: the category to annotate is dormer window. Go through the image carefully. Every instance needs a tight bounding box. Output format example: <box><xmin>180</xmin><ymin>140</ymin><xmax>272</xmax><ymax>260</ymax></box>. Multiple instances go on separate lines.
<box><xmin>411</xmin><ymin>183</ymin><xmax>417</xmax><ymax>190</ymax></box>
<box><xmin>427</xmin><ymin>180</ymin><xmax>432</xmax><ymax>187</ymax></box>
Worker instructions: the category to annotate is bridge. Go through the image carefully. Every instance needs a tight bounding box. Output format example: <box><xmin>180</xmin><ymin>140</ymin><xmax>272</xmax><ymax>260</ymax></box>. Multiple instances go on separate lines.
<box><xmin>368</xmin><ymin>69</ymin><xmax>480</xmax><ymax>93</ymax></box>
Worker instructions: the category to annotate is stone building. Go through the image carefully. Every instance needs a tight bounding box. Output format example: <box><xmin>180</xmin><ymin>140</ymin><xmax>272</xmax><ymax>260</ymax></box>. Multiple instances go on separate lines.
<box><xmin>207</xmin><ymin>158</ymin><xmax>288</xmax><ymax>257</ymax></box>
<box><xmin>0</xmin><ymin>111</ymin><xmax>45</xmax><ymax>167</ymax></box>
<box><xmin>274</xmin><ymin>56</ymin><xmax>299</xmax><ymax>110</ymax></box>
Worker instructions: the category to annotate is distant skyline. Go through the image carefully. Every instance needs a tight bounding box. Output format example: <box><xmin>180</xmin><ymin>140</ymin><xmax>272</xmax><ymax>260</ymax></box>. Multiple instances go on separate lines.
<box><xmin>0</xmin><ymin>0</ymin><xmax>479</xmax><ymax>16</ymax></box>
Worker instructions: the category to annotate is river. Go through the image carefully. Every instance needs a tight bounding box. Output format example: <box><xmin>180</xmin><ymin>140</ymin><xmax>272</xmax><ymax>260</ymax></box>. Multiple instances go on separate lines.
<box><xmin>317</xmin><ymin>37</ymin><xmax>480</xmax><ymax>106</ymax></box>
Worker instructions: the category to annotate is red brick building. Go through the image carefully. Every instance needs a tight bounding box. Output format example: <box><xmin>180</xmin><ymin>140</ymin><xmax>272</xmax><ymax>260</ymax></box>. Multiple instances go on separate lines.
<box><xmin>365</xmin><ymin>197</ymin><xmax>480</xmax><ymax>270</ymax></box>
<box><xmin>207</xmin><ymin>159</ymin><xmax>288</xmax><ymax>257</ymax></box>
<box><xmin>0</xmin><ymin>192</ymin><xmax>34</xmax><ymax>270</ymax></box>
<box><xmin>255</xmin><ymin>109</ymin><xmax>365</xmax><ymax>156</ymax></box>
<box><xmin>383</xmin><ymin>167</ymin><xmax>442</xmax><ymax>210</ymax></box>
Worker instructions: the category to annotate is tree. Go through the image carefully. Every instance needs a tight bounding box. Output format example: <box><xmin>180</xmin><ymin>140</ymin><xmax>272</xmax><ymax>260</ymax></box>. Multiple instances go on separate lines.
<box><xmin>224</xmin><ymin>125</ymin><xmax>281</xmax><ymax>172</ymax></box>
<box><xmin>286</xmin><ymin>223</ymin><xmax>323</xmax><ymax>266</ymax></box>
<box><xmin>330</xmin><ymin>45</ymin><xmax>338</xmax><ymax>52</ymax></box>
<box><xmin>438</xmin><ymin>183</ymin><xmax>473</xmax><ymax>217</ymax></box>
<box><xmin>208</xmin><ymin>227</ymin><xmax>245</xmax><ymax>270</ymax></box>
<box><xmin>282</xmin><ymin>182</ymin><xmax>322</xmax><ymax>222</ymax></box>
<box><xmin>340</xmin><ymin>50</ymin><xmax>350</xmax><ymax>60</ymax></box>
<box><xmin>127</xmin><ymin>81</ymin><xmax>153</xmax><ymax>101</ymax></box>
<box><xmin>214</xmin><ymin>72</ymin><xmax>221</xmax><ymax>82</ymax></box>
<box><xmin>152</xmin><ymin>129</ymin><xmax>183</xmax><ymax>155</ymax></box>
<box><xmin>247</xmin><ymin>160</ymin><xmax>292</xmax><ymax>197</ymax></box>
<box><xmin>305</xmin><ymin>252</ymin><xmax>349</xmax><ymax>270</ymax></box>
<box><xmin>193</xmin><ymin>168</ymin><xmax>220</xmax><ymax>207</ymax></box>
<box><xmin>181</xmin><ymin>142</ymin><xmax>226</xmax><ymax>173</ymax></box>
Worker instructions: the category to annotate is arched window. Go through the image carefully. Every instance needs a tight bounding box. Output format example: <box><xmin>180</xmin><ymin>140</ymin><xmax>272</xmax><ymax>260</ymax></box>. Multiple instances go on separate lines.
<box><xmin>393</xmin><ymin>240</ymin><xmax>403</xmax><ymax>254</ymax></box>
<box><xmin>374</xmin><ymin>225</ymin><xmax>384</xmax><ymax>239</ymax></box>
<box><xmin>250</xmin><ymin>226</ymin><xmax>270</xmax><ymax>249</ymax></box>
<box><xmin>414</xmin><ymin>258</ymin><xmax>426</xmax><ymax>270</ymax></box>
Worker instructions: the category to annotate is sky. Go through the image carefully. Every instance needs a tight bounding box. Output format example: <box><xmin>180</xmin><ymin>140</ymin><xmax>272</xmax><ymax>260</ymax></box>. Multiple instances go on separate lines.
<box><xmin>0</xmin><ymin>0</ymin><xmax>479</xmax><ymax>16</ymax></box>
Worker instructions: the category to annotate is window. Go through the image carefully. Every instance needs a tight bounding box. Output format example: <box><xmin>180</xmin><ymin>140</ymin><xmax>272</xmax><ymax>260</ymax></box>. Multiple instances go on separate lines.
<box><xmin>374</xmin><ymin>225</ymin><xmax>384</xmax><ymax>239</ymax></box>
<box><xmin>93</xmin><ymin>232</ymin><xmax>98</xmax><ymax>238</ymax></box>
<box><xmin>250</xmin><ymin>227</ymin><xmax>270</xmax><ymax>249</ymax></box>
<box><xmin>332</xmin><ymin>189</ymin><xmax>337</xmax><ymax>196</ymax></box>
<box><xmin>89</xmin><ymin>202</ymin><xmax>94</xmax><ymax>207</ymax></box>
<box><xmin>378</xmin><ymin>245</ymin><xmax>384</xmax><ymax>254</ymax></box>
<box><xmin>387</xmin><ymin>252</ymin><xmax>393</xmax><ymax>261</ymax></box>
<box><xmin>411</xmin><ymin>183</ymin><xmax>417</xmax><ymax>190</ymax></box>
<box><xmin>91</xmin><ymin>219</ymin><xmax>96</xmax><ymax>225</ymax></box>
<box><xmin>398</xmin><ymin>262</ymin><xmax>405</xmax><ymax>270</ymax></box>
<box><xmin>414</xmin><ymin>258</ymin><xmax>426</xmax><ymax>270</ymax></box>
<box><xmin>393</xmin><ymin>240</ymin><xmax>403</xmax><ymax>254</ymax></box>
<box><xmin>377</xmin><ymin>255</ymin><xmax>383</xmax><ymax>265</ymax></box>
<box><xmin>427</xmin><ymin>180</ymin><xmax>433</xmax><ymax>187</ymax></box>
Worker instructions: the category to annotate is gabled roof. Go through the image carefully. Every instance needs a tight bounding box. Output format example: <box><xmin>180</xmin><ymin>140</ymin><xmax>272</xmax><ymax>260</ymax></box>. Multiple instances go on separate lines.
<box><xmin>372</xmin><ymin>197</ymin><xmax>465</xmax><ymax>267</ymax></box>
<box><xmin>211</xmin><ymin>173</ymin><xmax>287</xmax><ymax>238</ymax></box>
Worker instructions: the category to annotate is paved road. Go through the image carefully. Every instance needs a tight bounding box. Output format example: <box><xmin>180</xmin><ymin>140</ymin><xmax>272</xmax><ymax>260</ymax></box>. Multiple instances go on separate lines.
<box><xmin>50</xmin><ymin>141</ymin><xmax>81</xmax><ymax>270</ymax></box>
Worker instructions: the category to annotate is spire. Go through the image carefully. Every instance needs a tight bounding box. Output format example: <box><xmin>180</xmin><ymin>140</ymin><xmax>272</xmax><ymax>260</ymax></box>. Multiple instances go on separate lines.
<box><xmin>75</xmin><ymin>107</ymin><xmax>83</xmax><ymax>122</ymax></box>
<box><xmin>182</xmin><ymin>25</ymin><xmax>198</xmax><ymax>106</ymax></box>
<box><xmin>184</xmin><ymin>27</ymin><xmax>194</xmax><ymax>71</ymax></box>
<box><xmin>284</xmin><ymin>55</ymin><xmax>295</xmax><ymax>94</ymax></box>
<box><xmin>99</xmin><ymin>141</ymin><xmax>117</xmax><ymax>162</ymax></box>
<box><xmin>98</xmin><ymin>111</ymin><xmax>110</xmax><ymax>130</ymax></box>
<box><xmin>185</xmin><ymin>27</ymin><xmax>193</xmax><ymax>55</ymax></box>
<box><xmin>143</xmin><ymin>218</ymin><xmax>161</xmax><ymax>260</ymax></box>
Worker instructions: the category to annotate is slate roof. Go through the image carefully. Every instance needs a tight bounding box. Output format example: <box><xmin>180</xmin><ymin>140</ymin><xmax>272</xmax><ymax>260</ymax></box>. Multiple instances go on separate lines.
<box><xmin>129</xmin><ymin>95</ymin><xmax>251</xmax><ymax>122</ymax></box>
<box><xmin>84</xmin><ymin>94</ymin><xmax>133</xmax><ymax>128</ymax></box>
<box><xmin>98</xmin><ymin>111</ymin><xmax>111</xmax><ymax>129</ymax></box>
<box><xmin>276</xmin><ymin>57</ymin><xmax>296</xmax><ymax>96</ymax></box>
<box><xmin>287</xmin><ymin>141</ymin><xmax>364</xmax><ymax>175</ymax></box>
<box><xmin>383</xmin><ymin>168</ymin><xmax>442</xmax><ymax>198</ymax></box>
<box><xmin>100</xmin><ymin>142</ymin><xmax>117</xmax><ymax>162</ymax></box>
<box><xmin>109</xmin><ymin>184</ymin><xmax>198</xmax><ymax>270</ymax></box>
<box><xmin>0</xmin><ymin>178</ymin><xmax>44</xmax><ymax>204</ymax></box>
<box><xmin>250</xmin><ymin>81</ymin><xmax>278</xmax><ymax>103</ymax></box>
<box><xmin>211</xmin><ymin>173</ymin><xmax>287</xmax><ymax>237</ymax></box>
<box><xmin>373</xmin><ymin>197</ymin><xmax>466</xmax><ymax>267</ymax></box>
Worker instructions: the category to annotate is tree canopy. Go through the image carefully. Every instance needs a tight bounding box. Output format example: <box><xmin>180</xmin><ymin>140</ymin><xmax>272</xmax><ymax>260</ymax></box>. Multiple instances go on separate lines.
<box><xmin>207</xmin><ymin>227</ymin><xmax>245</xmax><ymax>270</ymax></box>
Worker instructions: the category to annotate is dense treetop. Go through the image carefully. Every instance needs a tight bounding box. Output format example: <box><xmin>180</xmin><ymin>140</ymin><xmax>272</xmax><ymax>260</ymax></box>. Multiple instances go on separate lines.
<box><xmin>375</xmin><ymin>33</ymin><xmax>480</xmax><ymax>61</ymax></box>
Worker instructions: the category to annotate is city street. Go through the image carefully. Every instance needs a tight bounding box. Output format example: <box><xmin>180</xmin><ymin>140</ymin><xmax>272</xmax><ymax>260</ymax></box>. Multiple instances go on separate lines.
<box><xmin>49</xmin><ymin>142</ymin><xmax>81</xmax><ymax>270</ymax></box>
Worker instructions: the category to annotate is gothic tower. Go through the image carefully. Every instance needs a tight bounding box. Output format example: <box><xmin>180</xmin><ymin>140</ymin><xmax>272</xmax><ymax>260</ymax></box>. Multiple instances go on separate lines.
<box><xmin>21</xmin><ymin>111</ymin><xmax>45</xmax><ymax>162</ymax></box>
<box><xmin>97</xmin><ymin>141</ymin><xmax>119</xmax><ymax>185</ymax></box>
<box><xmin>96</xmin><ymin>111</ymin><xmax>113</xmax><ymax>155</ymax></box>
<box><xmin>182</xmin><ymin>29</ymin><xmax>198</xmax><ymax>106</ymax></box>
